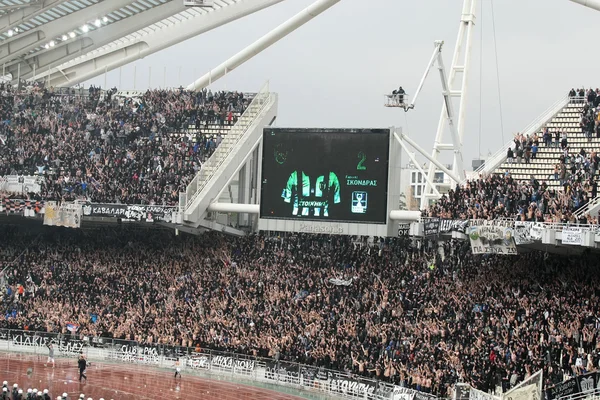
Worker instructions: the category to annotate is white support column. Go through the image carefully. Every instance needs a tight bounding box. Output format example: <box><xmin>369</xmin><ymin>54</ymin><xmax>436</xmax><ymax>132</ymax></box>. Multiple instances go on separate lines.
<box><xmin>187</xmin><ymin>0</ymin><xmax>342</xmax><ymax>91</ymax></box>
<box><xmin>421</xmin><ymin>0</ymin><xmax>477</xmax><ymax>210</ymax></box>
<box><xmin>455</xmin><ymin>0</ymin><xmax>477</xmax><ymax>158</ymax></box>
<box><xmin>435</xmin><ymin>48</ymin><xmax>465</xmax><ymax>180</ymax></box>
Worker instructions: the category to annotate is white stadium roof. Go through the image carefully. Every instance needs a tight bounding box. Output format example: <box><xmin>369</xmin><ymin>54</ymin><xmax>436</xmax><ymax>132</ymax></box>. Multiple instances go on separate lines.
<box><xmin>0</xmin><ymin>0</ymin><xmax>285</xmax><ymax>86</ymax></box>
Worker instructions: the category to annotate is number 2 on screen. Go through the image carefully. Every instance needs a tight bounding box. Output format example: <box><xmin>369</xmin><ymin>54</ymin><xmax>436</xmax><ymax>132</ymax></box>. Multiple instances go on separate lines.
<box><xmin>357</xmin><ymin>152</ymin><xmax>366</xmax><ymax>171</ymax></box>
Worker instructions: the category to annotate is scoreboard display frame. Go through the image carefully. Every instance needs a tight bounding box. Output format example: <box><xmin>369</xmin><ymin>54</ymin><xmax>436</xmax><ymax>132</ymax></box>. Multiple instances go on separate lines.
<box><xmin>259</xmin><ymin>128</ymin><xmax>391</xmax><ymax>225</ymax></box>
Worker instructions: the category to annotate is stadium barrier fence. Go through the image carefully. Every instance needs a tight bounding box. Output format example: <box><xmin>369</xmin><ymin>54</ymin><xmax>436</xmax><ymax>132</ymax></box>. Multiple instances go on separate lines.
<box><xmin>0</xmin><ymin>328</ymin><xmax>438</xmax><ymax>400</ymax></box>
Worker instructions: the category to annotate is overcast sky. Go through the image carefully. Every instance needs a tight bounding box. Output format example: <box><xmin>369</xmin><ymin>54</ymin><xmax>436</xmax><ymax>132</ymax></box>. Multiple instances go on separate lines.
<box><xmin>86</xmin><ymin>0</ymin><xmax>600</xmax><ymax>169</ymax></box>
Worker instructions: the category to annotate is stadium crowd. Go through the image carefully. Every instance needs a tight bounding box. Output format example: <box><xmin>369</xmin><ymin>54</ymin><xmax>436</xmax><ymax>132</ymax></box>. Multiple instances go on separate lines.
<box><xmin>424</xmin><ymin>173</ymin><xmax>597</xmax><ymax>224</ymax></box>
<box><xmin>0</xmin><ymin>226</ymin><xmax>598</xmax><ymax>397</ymax></box>
<box><xmin>426</xmin><ymin>88</ymin><xmax>600</xmax><ymax>224</ymax></box>
<box><xmin>0</xmin><ymin>83</ymin><xmax>250</xmax><ymax>205</ymax></box>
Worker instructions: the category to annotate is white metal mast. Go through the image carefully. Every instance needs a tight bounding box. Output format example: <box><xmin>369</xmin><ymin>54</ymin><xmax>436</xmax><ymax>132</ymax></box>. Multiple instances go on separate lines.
<box><xmin>421</xmin><ymin>0</ymin><xmax>477</xmax><ymax>210</ymax></box>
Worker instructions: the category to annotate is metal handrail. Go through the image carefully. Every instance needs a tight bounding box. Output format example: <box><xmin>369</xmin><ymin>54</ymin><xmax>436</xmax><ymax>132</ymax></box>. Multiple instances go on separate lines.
<box><xmin>0</xmin><ymin>328</ymin><xmax>437</xmax><ymax>400</ymax></box>
<box><xmin>184</xmin><ymin>82</ymin><xmax>273</xmax><ymax>210</ymax></box>
<box><xmin>498</xmin><ymin>217</ymin><xmax>598</xmax><ymax>231</ymax></box>
<box><xmin>466</xmin><ymin>94</ymin><xmax>576</xmax><ymax>183</ymax></box>
<box><xmin>557</xmin><ymin>388</ymin><xmax>600</xmax><ymax>400</ymax></box>
<box><xmin>573</xmin><ymin>194</ymin><xmax>600</xmax><ymax>218</ymax></box>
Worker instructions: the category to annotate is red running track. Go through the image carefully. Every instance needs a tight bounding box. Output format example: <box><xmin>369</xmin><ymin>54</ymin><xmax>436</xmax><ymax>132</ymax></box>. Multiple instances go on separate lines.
<box><xmin>0</xmin><ymin>353</ymin><xmax>306</xmax><ymax>400</ymax></box>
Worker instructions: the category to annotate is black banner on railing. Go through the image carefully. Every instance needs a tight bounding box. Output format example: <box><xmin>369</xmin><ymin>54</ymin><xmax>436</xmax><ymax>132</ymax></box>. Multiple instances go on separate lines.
<box><xmin>300</xmin><ymin>365</ymin><xmax>318</xmax><ymax>383</ymax></box>
<box><xmin>210</xmin><ymin>355</ymin><xmax>255</xmax><ymax>372</ymax></box>
<box><xmin>439</xmin><ymin>219</ymin><xmax>469</xmax><ymax>234</ymax></box>
<box><xmin>414</xmin><ymin>391</ymin><xmax>438</xmax><ymax>400</ymax></box>
<box><xmin>392</xmin><ymin>386</ymin><xmax>419</xmax><ymax>400</ymax></box>
<box><xmin>265</xmin><ymin>361</ymin><xmax>301</xmax><ymax>384</ymax></box>
<box><xmin>106</xmin><ymin>342</ymin><xmax>161</xmax><ymax>365</ymax></box>
<box><xmin>545</xmin><ymin>372</ymin><xmax>600</xmax><ymax>400</ymax></box>
<box><xmin>546</xmin><ymin>377</ymin><xmax>580</xmax><ymax>399</ymax></box>
<box><xmin>329</xmin><ymin>374</ymin><xmax>377</xmax><ymax>397</ymax></box>
<box><xmin>577</xmin><ymin>372</ymin><xmax>597</xmax><ymax>393</ymax></box>
<box><xmin>423</xmin><ymin>218</ymin><xmax>440</xmax><ymax>236</ymax></box>
<box><xmin>186</xmin><ymin>352</ymin><xmax>256</xmax><ymax>372</ymax></box>
<box><xmin>82</xmin><ymin>203</ymin><xmax>176</xmax><ymax>223</ymax></box>
<box><xmin>373</xmin><ymin>382</ymin><xmax>395</xmax><ymax>399</ymax></box>
<box><xmin>454</xmin><ymin>384</ymin><xmax>471</xmax><ymax>400</ymax></box>
<box><xmin>187</xmin><ymin>353</ymin><xmax>211</xmax><ymax>370</ymax></box>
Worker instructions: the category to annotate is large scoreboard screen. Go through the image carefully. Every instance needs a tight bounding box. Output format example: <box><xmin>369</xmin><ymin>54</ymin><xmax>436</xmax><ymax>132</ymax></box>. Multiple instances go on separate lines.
<box><xmin>260</xmin><ymin>128</ymin><xmax>390</xmax><ymax>224</ymax></box>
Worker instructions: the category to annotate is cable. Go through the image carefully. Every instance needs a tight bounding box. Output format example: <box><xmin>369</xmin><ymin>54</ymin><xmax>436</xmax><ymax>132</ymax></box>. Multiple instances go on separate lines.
<box><xmin>490</xmin><ymin>0</ymin><xmax>505</xmax><ymax>145</ymax></box>
<box><xmin>478</xmin><ymin>0</ymin><xmax>484</xmax><ymax>159</ymax></box>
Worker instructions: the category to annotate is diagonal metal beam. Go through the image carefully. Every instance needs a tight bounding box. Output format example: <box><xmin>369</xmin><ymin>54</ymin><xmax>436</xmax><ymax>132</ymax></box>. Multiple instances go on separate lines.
<box><xmin>25</xmin><ymin>0</ymin><xmax>286</xmax><ymax>87</ymax></box>
<box><xmin>0</xmin><ymin>1</ymin><xmax>42</xmax><ymax>12</ymax></box>
<box><xmin>394</xmin><ymin>131</ymin><xmax>462</xmax><ymax>184</ymax></box>
<box><xmin>0</xmin><ymin>0</ymin><xmax>65</xmax><ymax>32</ymax></box>
<box><xmin>5</xmin><ymin>0</ymin><xmax>189</xmax><ymax>79</ymax></box>
<box><xmin>0</xmin><ymin>0</ymin><xmax>129</xmax><ymax>64</ymax></box>
<box><xmin>187</xmin><ymin>0</ymin><xmax>341</xmax><ymax>91</ymax></box>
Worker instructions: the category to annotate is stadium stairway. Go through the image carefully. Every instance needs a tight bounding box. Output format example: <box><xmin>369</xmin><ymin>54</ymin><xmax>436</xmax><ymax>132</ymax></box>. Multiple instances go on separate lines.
<box><xmin>491</xmin><ymin>95</ymin><xmax>600</xmax><ymax>218</ymax></box>
<box><xmin>493</xmin><ymin>98</ymin><xmax>596</xmax><ymax>189</ymax></box>
<box><xmin>180</xmin><ymin>83</ymin><xmax>278</xmax><ymax>228</ymax></box>
<box><xmin>473</xmin><ymin>94</ymin><xmax>572</xmax><ymax>178</ymax></box>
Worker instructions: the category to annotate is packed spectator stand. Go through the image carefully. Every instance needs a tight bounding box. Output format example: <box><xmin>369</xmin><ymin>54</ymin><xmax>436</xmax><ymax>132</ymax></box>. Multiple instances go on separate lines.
<box><xmin>426</xmin><ymin>88</ymin><xmax>600</xmax><ymax>224</ymax></box>
<box><xmin>0</xmin><ymin>83</ymin><xmax>250</xmax><ymax>206</ymax></box>
<box><xmin>0</xmin><ymin>226</ymin><xmax>598</xmax><ymax>398</ymax></box>
<box><xmin>2</xmin><ymin>83</ymin><xmax>600</xmax><ymax>399</ymax></box>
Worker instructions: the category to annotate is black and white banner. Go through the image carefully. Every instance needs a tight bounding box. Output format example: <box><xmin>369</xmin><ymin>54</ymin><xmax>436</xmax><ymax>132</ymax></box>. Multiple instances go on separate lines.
<box><xmin>391</xmin><ymin>386</ymin><xmax>418</xmax><ymax>400</ymax></box>
<box><xmin>10</xmin><ymin>332</ymin><xmax>84</xmax><ymax>357</ymax></box>
<box><xmin>211</xmin><ymin>355</ymin><xmax>255</xmax><ymax>371</ymax></box>
<box><xmin>187</xmin><ymin>354</ymin><xmax>211</xmax><ymax>370</ymax></box>
<box><xmin>439</xmin><ymin>219</ymin><xmax>469</xmax><ymax>234</ymax></box>
<box><xmin>106</xmin><ymin>343</ymin><xmax>161</xmax><ymax>365</ymax></box>
<box><xmin>118</xmin><ymin>344</ymin><xmax>159</xmax><ymax>365</ymax></box>
<box><xmin>514</xmin><ymin>222</ymin><xmax>544</xmax><ymax>245</ymax></box>
<box><xmin>185</xmin><ymin>353</ymin><xmax>255</xmax><ymax>372</ymax></box>
<box><xmin>265</xmin><ymin>361</ymin><xmax>301</xmax><ymax>384</ymax></box>
<box><xmin>423</xmin><ymin>218</ymin><xmax>440</xmax><ymax>236</ymax></box>
<box><xmin>414</xmin><ymin>391</ymin><xmax>438</xmax><ymax>400</ymax></box>
<box><xmin>264</xmin><ymin>361</ymin><xmax>421</xmax><ymax>400</ymax></box>
<box><xmin>82</xmin><ymin>203</ymin><xmax>176</xmax><ymax>223</ymax></box>
<box><xmin>546</xmin><ymin>372</ymin><xmax>600</xmax><ymax>400</ymax></box>
<box><xmin>328</xmin><ymin>375</ymin><xmax>376</xmax><ymax>397</ymax></box>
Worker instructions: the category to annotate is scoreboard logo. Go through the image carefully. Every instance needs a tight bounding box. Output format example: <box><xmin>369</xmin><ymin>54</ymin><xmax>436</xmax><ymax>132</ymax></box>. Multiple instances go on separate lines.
<box><xmin>351</xmin><ymin>191</ymin><xmax>367</xmax><ymax>214</ymax></box>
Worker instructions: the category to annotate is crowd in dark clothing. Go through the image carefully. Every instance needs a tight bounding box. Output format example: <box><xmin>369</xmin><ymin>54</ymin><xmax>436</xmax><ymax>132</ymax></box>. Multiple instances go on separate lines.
<box><xmin>0</xmin><ymin>84</ymin><xmax>249</xmax><ymax>205</ymax></box>
<box><xmin>427</xmin><ymin>89</ymin><xmax>600</xmax><ymax>224</ymax></box>
<box><xmin>466</xmin><ymin>89</ymin><xmax>600</xmax><ymax>224</ymax></box>
<box><xmin>425</xmin><ymin>173</ymin><xmax>597</xmax><ymax>224</ymax></box>
<box><xmin>0</xmin><ymin>226</ymin><xmax>598</xmax><ymax>397</ymax></box>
